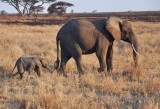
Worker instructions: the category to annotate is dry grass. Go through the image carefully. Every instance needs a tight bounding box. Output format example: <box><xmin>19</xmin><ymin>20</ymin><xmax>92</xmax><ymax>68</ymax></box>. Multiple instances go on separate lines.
<box><xmin>0</xmin><ymin>20</ymin><xmax>159</xmax><ymax>109</ymax></box>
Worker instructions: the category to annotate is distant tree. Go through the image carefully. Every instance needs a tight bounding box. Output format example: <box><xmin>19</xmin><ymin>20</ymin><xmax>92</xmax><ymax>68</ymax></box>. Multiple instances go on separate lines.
<box><xmin>31</xmin><ymin>6</ymin><xmax>44</xmax><ymax>17</ymax></box>
<box><xmin>0</xmin><ymin>0</ymin><xmax>56</xmax><ymax>16</ymax></box>
<box><xmin>1</xmin><ymin>10</ymin><xmax>7</xmax><ymax>15</ymax></box>
<box><xmin>71</xmin><ymin>10</ymin><xmax>74</xmax><ymax>13</ymax></box>
<box><xmin>47</xmin><ymin>4</ymin><xmax>58</xmax><ymax>14</ymax></box>
<box><xmin>47</xmin><ymin>1</ymin><xmax>74</xmax><ymax>15</ymax></box>
<box><xmin>92</xmin><ymin>10</ymin><xmax>97</xmax><ymax>13</ymax></box>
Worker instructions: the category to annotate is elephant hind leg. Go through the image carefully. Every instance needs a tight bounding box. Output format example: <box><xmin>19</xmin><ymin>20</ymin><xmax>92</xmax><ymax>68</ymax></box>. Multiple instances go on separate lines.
<box><xmin>60</xmin><ymin>52</ymin><xmax>71</xmax><ymax>77</ymax></box>
<box><xmin>75</xmin><ymin>58</ymin><xmax>83</xmax><ymax>77</ymax></box>
<box><xmin>17</xmin><ymin>65</ymin><xmax>25</xmax><ymax>79</ymax></box>
<box><xmin>72</xmin><ymin>50</ymin><xmax>84</xmax><ymax>77</ymax></box>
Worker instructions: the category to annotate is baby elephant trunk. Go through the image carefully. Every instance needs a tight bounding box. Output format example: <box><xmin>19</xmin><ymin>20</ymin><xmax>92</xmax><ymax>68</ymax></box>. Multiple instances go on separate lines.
<box><xmin>39</xmin><ymin>58</ymin><xmax>52</xmax><ymax>73</ymax></box>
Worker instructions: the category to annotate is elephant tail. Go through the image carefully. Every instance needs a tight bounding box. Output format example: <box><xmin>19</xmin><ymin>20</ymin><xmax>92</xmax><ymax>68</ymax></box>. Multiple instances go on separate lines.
<box><xmin>12</xmin><ymin>63</ymin><xmax>16</xmax><ymax>73</ymax></box>
<box><xmin>54</xmin><ymin>37</ymin><xmax>60</xmax><ymax>69</ymax></box>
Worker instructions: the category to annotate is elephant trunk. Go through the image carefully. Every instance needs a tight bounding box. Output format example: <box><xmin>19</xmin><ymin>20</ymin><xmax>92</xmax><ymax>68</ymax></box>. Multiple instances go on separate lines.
<box><xmin>130</xmin><ymin>33</ymin><xmax>139</xmax><ymax>67</ymax></box>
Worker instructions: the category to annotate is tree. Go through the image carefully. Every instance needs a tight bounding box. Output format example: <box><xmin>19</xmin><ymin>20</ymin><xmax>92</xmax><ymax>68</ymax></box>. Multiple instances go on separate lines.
<box><xmin>0</xmin><ymin>0</ymin><xmax>55</xmax><ymax>16</ymax></box>
<box><xmin>31</xmin><ymin>6</ymin><xmax>44</xmax><ymax>17</ymax></box>
<box><xmin>47</xmin><ymin>1</ymin><xmax>74</xmax><ymax>15</ymax></box>
<box><xmin>1</xmin><ymin>10</ymin><xmax>7</xmax><ymax>15</ymax></box>
<box><xmin>47</xmin><ymin>4</ymin><xmax>58</xmax><ymax>14</ymax></box>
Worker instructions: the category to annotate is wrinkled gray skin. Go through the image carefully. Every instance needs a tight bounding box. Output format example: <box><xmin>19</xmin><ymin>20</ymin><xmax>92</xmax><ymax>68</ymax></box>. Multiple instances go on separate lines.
<box><xmin>12</xmin><ymin>56</ymin><xmax>51</xmax><ymax>79</ymax></box>
<box><xmin>54</xmin><ymin>17</ymin><xmax>139</xmax><ymax>77</ymax></box>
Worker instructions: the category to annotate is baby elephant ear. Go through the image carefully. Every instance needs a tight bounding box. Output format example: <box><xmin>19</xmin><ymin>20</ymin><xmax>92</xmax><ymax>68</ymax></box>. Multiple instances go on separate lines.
<box><xmin>105</xmin><ymin>17</ymin><xmax>122</xmax><ymax>41</ymax></box>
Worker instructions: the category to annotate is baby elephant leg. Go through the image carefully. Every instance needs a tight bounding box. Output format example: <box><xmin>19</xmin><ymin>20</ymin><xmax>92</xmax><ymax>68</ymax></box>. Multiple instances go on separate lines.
<box><xmin>28</xmin><ymin>63</ymin><xmax>35</xmax><ymax>75</ymax></box>
<box><xmin>26</xmin><ymin>66</ymin><xmax>34</xmax><ymax>79</ymax></box>
<box><xmin>34</xmin><ymin>66</ymin><xmax>41</xmax><ymax>77</ymax></box>
<box><xmin>17</xmin><ymin>65</ymin><xmax>25</xmax><ymax>79</ymax></box>
<box><xmin>19</xmin><ymin>71</ymin><xmax>25</xmax><ymax>79</ymax></box>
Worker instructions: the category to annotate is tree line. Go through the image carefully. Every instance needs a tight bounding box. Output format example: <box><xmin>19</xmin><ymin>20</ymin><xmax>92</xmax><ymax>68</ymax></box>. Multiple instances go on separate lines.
<box><xmin>0</xmin><ymin>0</ymin><xmax>74</xmax><ymax>16</ymax></box>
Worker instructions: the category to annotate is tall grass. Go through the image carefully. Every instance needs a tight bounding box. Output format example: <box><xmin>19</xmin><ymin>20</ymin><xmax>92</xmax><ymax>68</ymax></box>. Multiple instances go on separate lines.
<box><xmin>0</xmin><ymin>21</ymin><xmax>159</xmax><ymax>109</ymax></box>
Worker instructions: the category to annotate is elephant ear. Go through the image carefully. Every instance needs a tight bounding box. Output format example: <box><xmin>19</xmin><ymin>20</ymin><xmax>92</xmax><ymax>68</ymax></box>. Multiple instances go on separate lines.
<box><xmin>105</xmin><ymin>17</ymin><xmax>122</xmax><ymax>41</ymax></box>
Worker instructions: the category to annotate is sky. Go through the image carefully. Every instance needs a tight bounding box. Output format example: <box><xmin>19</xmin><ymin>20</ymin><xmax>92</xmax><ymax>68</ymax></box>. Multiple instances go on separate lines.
<box><xmin>0</xmin><ymin>0</ymin><xmax>160</xmax><ymax>13</ymax></box>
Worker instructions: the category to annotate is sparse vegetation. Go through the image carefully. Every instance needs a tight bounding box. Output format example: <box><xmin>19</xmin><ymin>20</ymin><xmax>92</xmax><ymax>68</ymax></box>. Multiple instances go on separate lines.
<box><xmin>0</xmin><ymin>10</ymin><xmax>7</xmax><ymax>15</ymax></box>
<box><xmin>0</xmin><ymin>0</ymin><xmax>56</xmax><ymax>16</ymax></box>
<box><xmin>47</xmin><ymin>1</ymin><xmax>74</xmax><ymax>15</ymax></box>
<box><xmin>0</xmin><ymin>16</ymin><xmax>159</xmax><ymax>109</ymax></box>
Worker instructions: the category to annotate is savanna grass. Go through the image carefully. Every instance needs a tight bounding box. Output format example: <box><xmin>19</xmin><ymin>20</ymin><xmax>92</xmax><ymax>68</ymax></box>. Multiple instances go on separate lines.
<box><xmin>0</xmin><ymin>20</ymin><xmax>159</xmax><ymax>109</ymax></box>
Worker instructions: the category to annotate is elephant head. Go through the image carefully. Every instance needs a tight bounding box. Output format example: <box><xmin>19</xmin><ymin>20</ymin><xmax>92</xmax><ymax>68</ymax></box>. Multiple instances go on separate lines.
<box><xmin>106</xmin><ymin>17</ymin><xmax>139</xmax><ymax>67</ymax></box>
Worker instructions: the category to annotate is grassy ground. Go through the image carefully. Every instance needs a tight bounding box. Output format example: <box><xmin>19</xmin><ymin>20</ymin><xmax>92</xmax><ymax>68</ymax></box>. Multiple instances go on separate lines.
<box><xmin>0</xmin><ymin>20</ymin><xmax>159</xmax><ymax>109</ymax></box>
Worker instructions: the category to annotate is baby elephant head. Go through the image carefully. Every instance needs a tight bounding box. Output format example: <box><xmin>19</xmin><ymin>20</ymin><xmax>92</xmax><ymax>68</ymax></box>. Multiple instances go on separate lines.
<box><xmin>39</xmin><ymin>58</ymin><xmax>52</xmax><ymax>73</ymax></box>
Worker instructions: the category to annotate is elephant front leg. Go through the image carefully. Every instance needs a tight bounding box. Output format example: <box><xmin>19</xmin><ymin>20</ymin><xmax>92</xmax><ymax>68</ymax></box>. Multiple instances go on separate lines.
<box><xmin>97</xmin><ymin>57</ymin><xmax>106</xmax><ymax>72</ymax></box>
<box><xmin>107</xmin><ymin>45</ymin><xmax>113</xmax><ymax>74</ymax></box>
<box><xmin>28</xmin><ymin>64</ymin><xmax>35</xmax><ymax>75</ymax></box>
<box><xmin>96</xmin><ymin>48</ymin><xmax>107</xmax><ymax>73</ymax></box>
<box><xmin>96</xmin><ymin>39</ymin><xmax>108</xmax><ymax>74</ymax></box>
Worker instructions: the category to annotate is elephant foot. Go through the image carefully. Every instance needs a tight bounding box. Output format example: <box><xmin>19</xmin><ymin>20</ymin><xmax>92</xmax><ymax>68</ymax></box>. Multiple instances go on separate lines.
<box><xmin>106</xmin><ymin>70</ymin><xmax>111</xmax><ymax>77</ymax></box>
<box><xmin>80</xmin><ymin>71</ymin><xmax>84</xmax><ymax>76</ymax></box>
<box><xmin>98</xmin><ymin>68</ymin><xmax>105</xmax><ymax>72</ymax></box>
<box><xmin>98</xmin><ymin>68</ymin><xmax>101</xmax><ymax>72</ymax></box>
<box><xmin>107</xmin><ymin>69</ymin><xmax>111</xmax><ymax>73</ymax></box>
<box><xmin>20</xmin><ymin>74</ymin><xmax>23</xmax><ymax>80</ymax></box>
<box><xmin>54</xmin><ymin>60</ymin><xmax>60</xmax><ymax>69</ymax></box>
<box><xmin>63</xmin><ymin>73</ymin><xmax>68</xmax><ymax>78</ymax></box>
<box><xmin>58</xmin><ymin>71</ymin><xmax>68</xmax><ymax>78</ymax></box>
<box><xmin>78</xmin><ymin>72</ymin><xmax>84</xmax><ymax>78</ymax></box>
<box><xmin>59</xmin><ymin>68</ymin><xmax>67</xmax><ymax>77</ymax></box>
<box><xmin>37</xmin><ymin>73</ymin><xmax>41</xmax><ymax>77</ymax></box>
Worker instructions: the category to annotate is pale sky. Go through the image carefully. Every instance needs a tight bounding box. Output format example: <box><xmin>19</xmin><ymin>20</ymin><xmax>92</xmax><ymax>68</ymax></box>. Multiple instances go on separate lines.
<box><xmin>0</xmin><ymin>0</ymin><xmax>160</xmax><ymax>13</ymax></box>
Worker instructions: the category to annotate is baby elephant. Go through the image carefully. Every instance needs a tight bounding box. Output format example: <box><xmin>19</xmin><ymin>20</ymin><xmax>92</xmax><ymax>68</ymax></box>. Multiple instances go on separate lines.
<box><xmin>12</xmin><ymin>56</ymin><xmax>51</xmax><ymax>79</ymax></box>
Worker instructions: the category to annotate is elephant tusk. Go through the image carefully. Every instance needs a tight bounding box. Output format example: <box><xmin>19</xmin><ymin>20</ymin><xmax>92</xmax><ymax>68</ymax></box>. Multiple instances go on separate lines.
<box><xmin>131</xmin><ymin>44</ymin><xmax>139</xmax><ymax>55</ymax></box>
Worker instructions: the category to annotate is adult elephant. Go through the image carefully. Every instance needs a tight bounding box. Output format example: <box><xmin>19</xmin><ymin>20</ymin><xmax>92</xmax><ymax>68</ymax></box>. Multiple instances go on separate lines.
<box><xmin>54</xmin><ymin>17</ymin><xmax>139</xmax><ymax>77</ymax></box>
